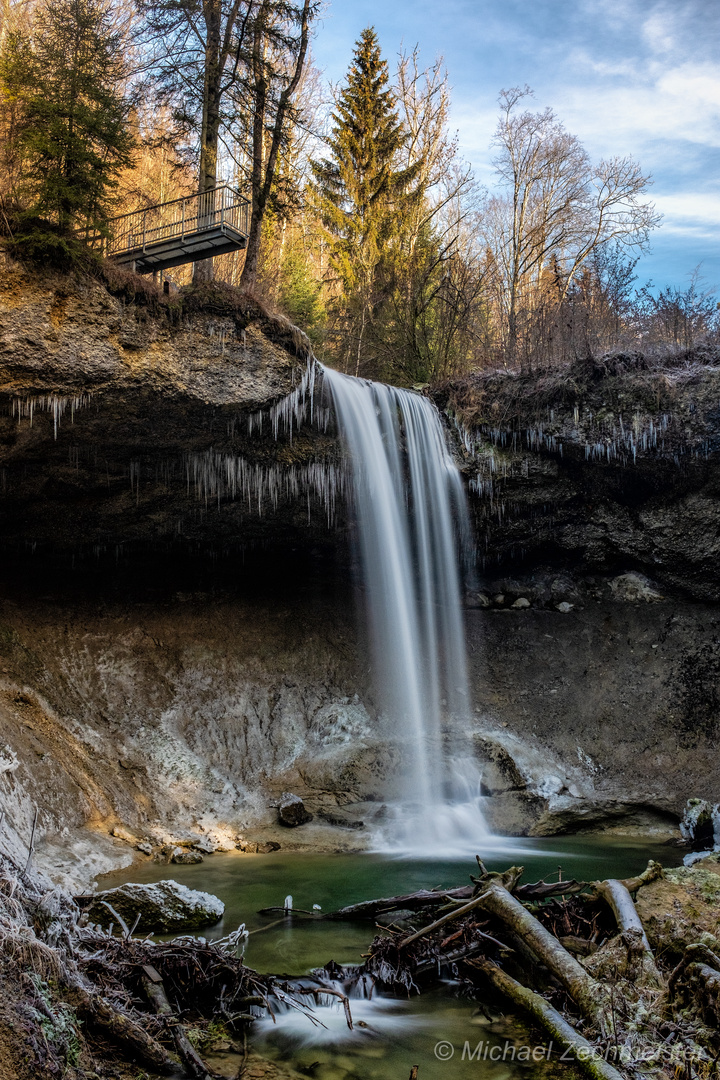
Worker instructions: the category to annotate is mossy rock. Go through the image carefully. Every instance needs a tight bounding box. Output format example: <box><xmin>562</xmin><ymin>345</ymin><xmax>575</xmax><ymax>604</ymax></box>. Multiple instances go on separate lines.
<box><xmin>635</xmin><ymin>858</ymin><xmax>720</xmax><ymax>962</ymax></box>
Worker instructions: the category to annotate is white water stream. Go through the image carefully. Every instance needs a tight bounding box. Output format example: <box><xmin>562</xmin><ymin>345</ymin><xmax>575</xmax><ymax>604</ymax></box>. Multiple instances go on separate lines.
<box><xmin>323</xmin><ymin>367</ymin><xmax>503</xmax><ymax>857</ymax></box>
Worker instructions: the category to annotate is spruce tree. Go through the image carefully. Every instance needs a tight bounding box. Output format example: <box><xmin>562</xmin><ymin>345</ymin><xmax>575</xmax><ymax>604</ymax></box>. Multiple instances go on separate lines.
<box><xmin>311</xmin><ymin>27</ymin><xmax>420</xmax><ymax>375</ymax></box>
<box><xmin>1</xmin><ymin>0</ymin><xmax>134</xmax><ymax>237</ymax></box>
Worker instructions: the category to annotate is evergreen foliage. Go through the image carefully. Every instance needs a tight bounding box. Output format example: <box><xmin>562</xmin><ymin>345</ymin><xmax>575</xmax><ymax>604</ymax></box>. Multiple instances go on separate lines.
<box><xmin>1</xmin><ymin>0</ymin><xmax>134</xmax><ymax>239</ymax></box>
<box><xmin>279</xmin><ymin>246</ymin><xmax>325</xmax><ymax>341</ymax></box>
<box><xmin>311</xmin><ymin>27</ymin><xmax>421</xmax><ymax>375</ymax></box>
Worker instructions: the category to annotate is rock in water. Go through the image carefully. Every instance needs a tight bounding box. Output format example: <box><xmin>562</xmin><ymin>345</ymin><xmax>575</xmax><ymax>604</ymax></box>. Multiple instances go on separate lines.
<box><xmin>171</xmin><ymin>850</ymin><xmax>204</xmax><ymax>865</ymax></box>
<box><xmin>278</xmin><ymin>792</ymin><xmax>313</xmax><ymax>827</ymax></box>
<box><xmin>85</xmin><ymin>880</ymin><xmax>224</xmax><ymax>932</ymax></box>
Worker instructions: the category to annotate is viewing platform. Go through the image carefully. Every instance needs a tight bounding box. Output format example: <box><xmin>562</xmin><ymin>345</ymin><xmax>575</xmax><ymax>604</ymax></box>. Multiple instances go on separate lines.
<box><xmin>104</xmin><ymin>186</ymin><xmax>250</xmax><ymax>274</ymax></box>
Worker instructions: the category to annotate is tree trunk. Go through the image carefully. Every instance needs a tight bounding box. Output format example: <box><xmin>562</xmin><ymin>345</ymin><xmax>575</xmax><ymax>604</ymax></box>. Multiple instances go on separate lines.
<box><xmin>477</xmin><ymin>962</ymin><xmax>625</xmax><ymax>1080</ymax></box>
<box><xmin>593</xmin><ymin>878</ymin><xmax>661</xmax><ymax>986</ymax></box>
<box><xmin>142</xmin><ymin>973</ymin><xmax>212</xmax><ymax>1078</ymax></box>
<box><xmin>239</xmin><ymin>0</ymin><xmax>312</xmax><ymax>289</ymax></box>
<box><xmin>193</xmin><ymin>0</ymin><xmax>222</xmax><ymax>286</ymax></box>
<box><xmin>66</xmin><ymin>978</ymin><xmax>177</xmax><ymax>1074</ymax></box>
<box><xmin>238</xmin><ymin>0</ymin><xmax>269</xmax><ymax>287</ymax></box>
<box><xmin>475</xmin><ymin>875</ymin><xmax>610</xmax><ymax>1030</ymax></box>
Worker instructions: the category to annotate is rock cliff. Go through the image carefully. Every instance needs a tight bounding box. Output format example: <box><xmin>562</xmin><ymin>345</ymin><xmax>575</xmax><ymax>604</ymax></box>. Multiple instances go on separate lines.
<box><xmin>1</xmin><ymin>262</ymin><xmax>719</xmax><ymax>888</ymax></box>
<box><xmin>435</xmin><ymin>351</ymin><xmax>720</xmax><ymax>600</ymax></box>
<box><xmin>0</xmin><ymin>255</ymin><xmax>340</xmax><ymax>554</ymax></box>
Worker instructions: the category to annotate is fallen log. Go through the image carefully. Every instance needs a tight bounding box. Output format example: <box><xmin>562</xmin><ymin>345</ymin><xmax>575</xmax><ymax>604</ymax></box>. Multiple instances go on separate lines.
<box><xmin>475</xmin><ymin>961</ymin><xmax>625</xmax><ymax>1080</ymax></box>
<box><xmin>516</xmin><ymin>879</ymin><xmax>590</xmax><ymax>900</ymax></box>
<box><xmin>66</xmin><ymin>977</ymin><xmax>177</xmax><ymax>1074</ymax></box>
<box><xmin>319</xmin><ymin>861</ymin><xmax>664</xmax><ymax>925</ymax></box>
<box><xmin>293</xmin><ymin>886</ymin><xmax>475</xmax><ymax>921</ymax></box>
<box><xmin>472</xmin><ymin>868</ymin><xmax>610</xmax><ymax>1030</ymax></box>
<box><xmin>618</xmin><ymin>860</ymin><xmax>663</xmax><ymax>895</ymax></box>
<box><xmin>399</xmin><ymin>893</ymin><xmax>504</xmax><ymax>950</ymax></box>
<box><xmin>593</xmin><ymin>878</ymin><xmax>661</xmax><ymax>985</ymax></box>
<box><xmin>558</xmin><ymin>935</ymin><xmax>598</xmax><ymax>958</ymax></box>
<box><xmin>414</xmin><ymin>937</ymin><xmax>494</xmax><ymax>978</ymax></box>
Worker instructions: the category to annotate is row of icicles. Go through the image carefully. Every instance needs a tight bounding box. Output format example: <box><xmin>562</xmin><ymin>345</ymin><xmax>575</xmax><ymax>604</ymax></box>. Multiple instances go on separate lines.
<box><xmin>6</xmin><ymin>360</ymin><xmax>711</xmax><ymax>529</ymax></box>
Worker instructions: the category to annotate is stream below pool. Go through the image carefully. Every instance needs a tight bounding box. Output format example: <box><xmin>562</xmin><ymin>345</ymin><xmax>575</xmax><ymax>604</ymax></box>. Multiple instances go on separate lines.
<box><xmin>101</xmin><ymin>834</ymin><xmax>673</xmax><ymax>1080</ymax></box>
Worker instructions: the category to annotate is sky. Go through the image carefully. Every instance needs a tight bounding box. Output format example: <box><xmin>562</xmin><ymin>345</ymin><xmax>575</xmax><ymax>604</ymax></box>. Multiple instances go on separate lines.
<box><xmin>311</xmin><ymin>0</ymin><xmax>720</xmax><ymax>294</ymax></box>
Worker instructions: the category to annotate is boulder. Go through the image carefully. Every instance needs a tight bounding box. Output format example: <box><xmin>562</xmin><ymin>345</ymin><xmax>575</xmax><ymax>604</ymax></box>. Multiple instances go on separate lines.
<box><xmin>191</xmin><ymin>836</ymin><xmax>217</xmax><ymax>854</ymax></box>
<box><xmin>680</xmin><ymin>798</ymin><xmax>719</xmax><ymax>851</ymax></box>
<box><xmin>85</xmin><ymin>880</ymin><xmax>224</xmax><ymax>933</ymax></box>
<box><xmin>172</xmin><ymin>850</ymin><xmax>203</xmax><ymax>865</ymax></box>
<box><xmin>549</xmin><ymin>574</ymin><xmax>581</xmax><ymax>605</ymax></box>
<box><xmin>236</xmin><ymin>839</ymin><xmax>281</xmax><ymax>854</ymax></box>
<box><xmin>609</xmin><ymin>572</ymin><xmax>664</xmax><ymax>603</ymax></box>
<box><xmin>511</xmin><ymin>597</ymin><xmax>530</xmax><ymax>609</ymax></box>
<box><xmin>277</xmin><ymin>792</ymin><xmax>313</xmax><ymax>827</ymax></box>
<box><xmin>318</xmin><ymin>806</ymin><xmax>366</xmax><ymax>830</ymax></box>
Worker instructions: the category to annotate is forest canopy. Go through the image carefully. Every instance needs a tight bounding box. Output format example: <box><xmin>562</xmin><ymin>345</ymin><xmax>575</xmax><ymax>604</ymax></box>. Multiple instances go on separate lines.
<box><xmin>0</xmin><ymin>0</ymin><xmax>717</xmax><ymax>382</ymax></box>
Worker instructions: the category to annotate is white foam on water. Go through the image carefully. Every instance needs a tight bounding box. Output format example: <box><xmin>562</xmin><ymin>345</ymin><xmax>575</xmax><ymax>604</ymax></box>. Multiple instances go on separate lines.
<box><xmin>256</xmin><ymin>979</ymin><xmax>421</xmax><ymax>1049</ymax></box>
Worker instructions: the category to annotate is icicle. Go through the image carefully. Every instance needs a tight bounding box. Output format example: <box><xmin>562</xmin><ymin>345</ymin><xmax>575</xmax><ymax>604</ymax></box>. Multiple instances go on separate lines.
<box><xmin>11</xmin><ymin>393</ymin><xmax>91</xmax><ymax>440</ymax></box>
<box><xmin>184</xmin><ymin>450</ymin><xmax>346</xmax><ymax>527</ymax></box>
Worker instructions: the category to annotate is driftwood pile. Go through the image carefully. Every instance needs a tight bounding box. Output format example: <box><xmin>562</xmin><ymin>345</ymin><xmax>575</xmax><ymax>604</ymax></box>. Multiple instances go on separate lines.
<box><xmin>3</xmin><ymin>842</ymin><xmax>720</xmax><ymax>1080</ymax></box>
<box><xmin>267</xmin><ymin>856</ymin><xmax>720</xmax><ymax>1080</ymax></box>
<box><xmin>0</xmin><ymin>849</ymin><xmax>323</xmax><ymax>1080</ymax></box>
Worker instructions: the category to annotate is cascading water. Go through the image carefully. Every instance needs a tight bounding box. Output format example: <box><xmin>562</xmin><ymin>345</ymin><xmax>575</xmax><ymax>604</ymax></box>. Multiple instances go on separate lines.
<box><xmin>322</xmin><ymin>366</ymin><xmax>502</xmax><ymax>857</ymax></box>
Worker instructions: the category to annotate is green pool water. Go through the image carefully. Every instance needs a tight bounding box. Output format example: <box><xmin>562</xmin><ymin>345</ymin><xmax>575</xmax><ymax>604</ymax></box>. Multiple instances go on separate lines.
<box><xmin>101</xmin><ymin>834</ymin><xmax>673</xmax><ymax>1080</ymax></box>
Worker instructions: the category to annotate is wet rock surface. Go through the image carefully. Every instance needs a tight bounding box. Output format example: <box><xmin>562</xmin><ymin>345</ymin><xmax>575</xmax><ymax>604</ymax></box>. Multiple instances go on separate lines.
<box><xmin>466</xmin><ymin>583</ymin><xmax>720</xmax><ymax>834</ymax></box>
<box><xmin>2</xmin><ymin>564</ymin><xmax>720</xmax><ymax>884</ymax></box>
<box><xmin>1</xmin><ymin>266</ymin><xmax>720</xmax><ymax>885</ymax></box>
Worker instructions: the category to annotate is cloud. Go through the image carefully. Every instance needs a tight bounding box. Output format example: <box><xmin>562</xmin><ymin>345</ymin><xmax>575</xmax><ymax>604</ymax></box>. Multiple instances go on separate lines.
<box><xmin>314</xmin><ymin>0</ymin><xmax>720</xmax><ymax>286</ymax></box>
<box><xmin>546</xmin><ymin>52</ymin><xmax>720</xmax><ymax>163</ymax></box>
<box><xmin>652</xmin><ymin>193</ymin><xmax>720</xmax><ymax>238</ymax></box>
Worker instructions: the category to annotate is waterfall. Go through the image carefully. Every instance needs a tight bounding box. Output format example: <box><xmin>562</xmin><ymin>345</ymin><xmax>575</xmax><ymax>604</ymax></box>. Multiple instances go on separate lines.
<box><xmin>323</xmin><ymin>366</ymin><xmax>497</xmax><ymax>856</ymax></box>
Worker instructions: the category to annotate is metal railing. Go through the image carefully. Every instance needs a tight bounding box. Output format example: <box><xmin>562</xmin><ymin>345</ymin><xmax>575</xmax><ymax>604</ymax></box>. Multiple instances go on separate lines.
<box><xmin>105</xmin><ymin>185</ymin><xmax>250</xmax><ymax>257</ymax></box>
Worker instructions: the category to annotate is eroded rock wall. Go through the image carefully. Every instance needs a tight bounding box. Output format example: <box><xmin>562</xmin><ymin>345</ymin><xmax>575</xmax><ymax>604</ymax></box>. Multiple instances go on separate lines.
<box><xmin>1</xmin><ymin>266</ymin><xmax>719</xmax><ymax>888</ymax></box>
<box><xmin>0</xmin><ymin>564</ymin><xmax>718</xmax><ymax>888</ymax></box>
<box><xmin>0</xmin><ymin>571</ymin><xmax>394</xmax><ymax>888</ymax></box>
<box><xmin>436</xmin><ymin>352</ymin><xmax>720</xmax><ymax>601</ymax></box>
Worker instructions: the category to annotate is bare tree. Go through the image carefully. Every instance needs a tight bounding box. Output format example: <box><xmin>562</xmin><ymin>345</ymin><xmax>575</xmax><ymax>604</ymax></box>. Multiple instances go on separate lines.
<box><xmin>137</xmin><ymin>0</ymin><xmax>316</xmax><ymax>283</ymax></box>
<box><xmin>487</xmin><ymin>86</ymin><xmax>660</xmax><ymax>364</ymax></box>
<box><xmin>238</xmin><ymin>0</ymin><xmax>314</xmax><ymax>286</ymax></box>
<box><xmin>636</xmin><ymin>268</ymin><xmax>719</xmax><ymax>350</ymax></box>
